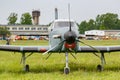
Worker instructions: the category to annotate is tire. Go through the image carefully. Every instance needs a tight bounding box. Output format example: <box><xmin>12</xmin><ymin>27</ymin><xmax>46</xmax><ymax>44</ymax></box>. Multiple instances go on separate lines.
<box><xmin>64</xmin><ymin>67</ymin><xmax>70</xmax><ymax>74</ymax></box>
<box><xmin>97</xmin><ymin>64</ymin><xmax>103</xmax><ymax>72</ymax></box>
<box><xmin>25</xmin><ymin>64</ymin><xmax>29</xmax><ymax>72</ymax></box>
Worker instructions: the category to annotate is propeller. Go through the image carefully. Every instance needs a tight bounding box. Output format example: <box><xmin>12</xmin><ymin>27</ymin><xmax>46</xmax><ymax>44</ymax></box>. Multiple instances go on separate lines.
<box><xmin>77</xmin><ymin>40</ymin><xmax>100</xmax><ymax>53</ymax></box>
<box><xmin>46</xmin><ymin>53</ymin><xmax>52</xmax><ymax>60</ymax></box>
<box><xmin>68</xmin><ymin>3</ymin><xmax>71</xmax><ymax>31</ymax></box>
<box><xmin>43</xmin><ymin>40</ymin><xmax>65</xmax><ymax>55</ymax></box>
<box><xmin>70</xmin><ymin>52</ymin><xmax>77</xmax><ymax>59</ymax></box>
<box><xmin>44</xmin><ymin>4</ymin><xmax>77</xmax><ymax>60</ymax></box>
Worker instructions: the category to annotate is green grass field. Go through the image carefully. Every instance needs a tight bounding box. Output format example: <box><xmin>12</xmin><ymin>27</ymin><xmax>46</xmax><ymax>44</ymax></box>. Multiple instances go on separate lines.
<box><xmin>0</xmin><ymin>40</ymin><xmax>120</xmax><ymax>80</ymax></box>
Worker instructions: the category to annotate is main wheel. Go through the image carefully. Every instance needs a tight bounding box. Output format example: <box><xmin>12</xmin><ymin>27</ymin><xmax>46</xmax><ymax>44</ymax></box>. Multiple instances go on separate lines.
<box><xmin>97</xmin><ymin>64</ymin><xmax>103</xmax><ymax>72</ymax></box>
<box><xmin>64</xmin><ymin>67</ymin><xmax>70</xmax><ymax>74</ymax></box>
<box><xmin>25</xmin><ymin>64</ymin><xmax>29</xmax><ymax>72</ymax></box>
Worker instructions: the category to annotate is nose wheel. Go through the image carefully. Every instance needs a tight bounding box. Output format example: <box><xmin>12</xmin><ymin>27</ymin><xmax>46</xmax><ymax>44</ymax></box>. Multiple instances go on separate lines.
<box><xmin>64</xmin><ymin>52</ymin><xmax>70</xmax><ymax>74</ymax></box>
<box><xmin>64</xmin><ymin>67</ymin><xmax>70</xmax><ymax>74</ymax></box>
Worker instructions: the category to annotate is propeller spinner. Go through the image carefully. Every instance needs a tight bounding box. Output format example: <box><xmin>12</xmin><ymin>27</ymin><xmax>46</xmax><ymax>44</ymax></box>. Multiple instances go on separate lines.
<box><xmin>64</xmin><ymin>30</ymin><xmax>77</xmax><ymax>44</ymax></box>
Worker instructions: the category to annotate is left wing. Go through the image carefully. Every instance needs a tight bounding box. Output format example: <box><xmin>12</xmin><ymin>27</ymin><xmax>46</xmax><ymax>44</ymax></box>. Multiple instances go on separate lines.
<box><xmin>0</xmin><ymin>45</ymin><xmax>49</xmax><ymax>53</ymax></box>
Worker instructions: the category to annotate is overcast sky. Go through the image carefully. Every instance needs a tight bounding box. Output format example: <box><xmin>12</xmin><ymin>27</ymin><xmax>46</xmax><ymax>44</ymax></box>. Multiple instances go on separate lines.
<box><xmin>0</xmin><ymin>0</ymin><xmax>120</xmax><ymax>25</ymax></box>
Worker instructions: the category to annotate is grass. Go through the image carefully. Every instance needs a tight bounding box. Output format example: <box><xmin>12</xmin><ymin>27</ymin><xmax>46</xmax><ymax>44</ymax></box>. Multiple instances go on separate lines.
<box><xmin>0</xmin><ymin>40</ymin><xmax>120</xmax><ymax>80</ymax></box>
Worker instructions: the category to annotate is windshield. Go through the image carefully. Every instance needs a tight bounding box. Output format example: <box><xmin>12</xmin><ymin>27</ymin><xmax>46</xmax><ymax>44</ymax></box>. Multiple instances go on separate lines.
<box><xmin>54</xmin><ymin>21</ymin><xmax>75</xmax><ymax>28</ymax></box>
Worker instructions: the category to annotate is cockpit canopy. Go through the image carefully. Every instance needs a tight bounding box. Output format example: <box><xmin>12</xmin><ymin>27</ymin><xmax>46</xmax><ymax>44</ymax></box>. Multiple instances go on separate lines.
<box><xmin>54</xmin><ymin>21</ymin><xmax>74</xmax><ymax>28</ymax></box>
<box><xmin>49</xmin><ymin>19</ymin><xmax>78</xmax><ymax>32</ymax></box>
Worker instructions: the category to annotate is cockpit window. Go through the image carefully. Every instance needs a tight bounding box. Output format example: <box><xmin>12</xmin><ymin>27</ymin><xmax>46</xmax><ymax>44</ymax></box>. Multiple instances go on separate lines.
<box><xmin>54</xmin><ymin>21</ymin><xmax>74</xmax><ymax>28</ymax></box>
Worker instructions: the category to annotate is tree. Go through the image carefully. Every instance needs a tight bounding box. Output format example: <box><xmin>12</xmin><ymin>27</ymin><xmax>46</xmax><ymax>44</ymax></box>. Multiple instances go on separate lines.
<box><xmin>78</xmin><ymin>19</ymin><xmax>96</xmax><ymax>34</ymax></box>
<box><xmin>20</xmin><ymin>13</ymin><xmax>32</xmax><ymax>25</ymax></box>
<box><xmin>115</xmin><ymin>19</ymin><xmax>120</xmax><ymax>29</ymax></box>
<box><xmin>0</xmin><ymin>27</ymin><xmax>11</xmax><ymax>39</ymax></box>
<box><xmin>87</xmin><ymin>19</ymin><xmax>96</xmax><ymax>30</ymax></box>
<box><xmin>7</xmin><ymin>13</ymin><xmax>17</xmax><ymax>25</ymax></box>
<box><xmin>78</xmin><ymin>13</ymin><xmax>120</xmax><ymax>34</ymax></box>
<box><xmin>95</xmin><ymin>13</ymin><xmax>118</xmax><ymax>30</ymax></box>
<box><xmin>78</xmin><ymin>21</ymin><xmax>88</xmax><ymax>34</ymax></box>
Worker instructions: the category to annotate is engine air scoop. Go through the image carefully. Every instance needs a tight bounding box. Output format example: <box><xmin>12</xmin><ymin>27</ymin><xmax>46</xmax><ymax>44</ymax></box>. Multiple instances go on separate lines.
<box><xmin>64</xmin><ymin>42</ymin><xmax>76</xmax><ymax>49</ymax></box>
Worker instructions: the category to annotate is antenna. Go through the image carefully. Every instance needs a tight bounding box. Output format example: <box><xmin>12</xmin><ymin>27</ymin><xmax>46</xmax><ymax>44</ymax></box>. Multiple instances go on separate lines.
<box><xmin>68</xmin><ymin>4</ymin><xmax>71</xmax><ymax>31</ymax></box>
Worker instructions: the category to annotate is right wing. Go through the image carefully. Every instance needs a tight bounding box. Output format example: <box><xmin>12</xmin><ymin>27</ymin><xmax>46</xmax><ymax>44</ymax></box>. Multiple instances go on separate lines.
<box><xmin>78</xmin><ymin>46</ymin><xmax>120</xmax><ymax>53</ymax></box>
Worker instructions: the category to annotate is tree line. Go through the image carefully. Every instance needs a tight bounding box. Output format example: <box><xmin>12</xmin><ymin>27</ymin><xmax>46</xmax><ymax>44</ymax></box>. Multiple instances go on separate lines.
<box><xmin>7</xmin><ymin>12</ymin><xmax>32</xmax><ymax>25</ymax></box>
<box><xmin>1</xmin><ymin>12</ymin><xmax>120</xmax><ymax>37</ymax></box>
<box><xmin>78</xmin><ymin>13</ymin><xmax>120</xmax><ymax>34</ymax></box>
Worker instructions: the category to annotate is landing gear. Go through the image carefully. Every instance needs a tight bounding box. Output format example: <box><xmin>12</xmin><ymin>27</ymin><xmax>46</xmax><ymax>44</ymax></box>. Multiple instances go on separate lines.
<box><xmin>64</xmin><ymin>67</ymin><xmax>70</xmax><ymax>74</ymax></box>
<box><xmin>21</xmin><ymin>53</ymin><xmax>30</xmax><ymax>72</ymax></box>
<box><xmin>97</xmin><ymin>64</ymin><xmax>103</xmax><ymax>72</ymax></box>
<box><xmin>64</xmin><ymin>52</ymin><xmax>70</xmax><ymax>74</ymax></box>
<box><xmin>25</xmin><ymin>64</ymin><xmax>29</xmax><ymax>72</ymax></box>
<box><xmin>97</xmin><ymin>53</ymin><xmax>106</xmax><ymax>72</ymax></box>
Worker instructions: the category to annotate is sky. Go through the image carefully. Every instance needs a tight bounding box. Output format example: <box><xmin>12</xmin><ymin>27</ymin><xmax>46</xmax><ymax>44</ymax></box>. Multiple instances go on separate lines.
<box><xmin>0</xmin><ymin>0</ymin><xmax>120</xmax><ymax>25</ymax></box>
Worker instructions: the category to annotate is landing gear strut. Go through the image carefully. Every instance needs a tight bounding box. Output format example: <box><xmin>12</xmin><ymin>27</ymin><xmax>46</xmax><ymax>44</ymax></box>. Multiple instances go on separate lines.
<box><xmin>97</xmin><ymin>53</ymin><xmax>106</xmax><ymax>72</ymax></box>
<box><xmin>21</xmin><ymin>52</ymin><xmax>30</xmax><ymax>72</ymax></box>
<box><xmin>64</xmin><ymin>52</ymin><xmax>70</xmax><ymax>74</ymax></box>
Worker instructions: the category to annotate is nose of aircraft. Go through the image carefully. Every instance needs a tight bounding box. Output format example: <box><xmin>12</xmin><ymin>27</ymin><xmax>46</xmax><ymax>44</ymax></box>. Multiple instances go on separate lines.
<box><xmin>64</xmin><ymin>30</ymin><xmax>77</xmax><ymax>44</ymax></box>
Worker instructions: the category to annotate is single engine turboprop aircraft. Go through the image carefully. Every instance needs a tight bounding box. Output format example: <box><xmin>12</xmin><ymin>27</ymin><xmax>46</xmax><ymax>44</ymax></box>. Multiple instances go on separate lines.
<box><xmin>0</xmin><ymin>19</ymin><xmax>120</xmax><ymax>74</ymax></box>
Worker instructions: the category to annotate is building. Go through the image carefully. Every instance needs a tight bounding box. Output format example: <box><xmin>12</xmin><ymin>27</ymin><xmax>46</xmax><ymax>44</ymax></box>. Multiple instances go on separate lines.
<box><xmin>0</xmin><ymin>10</ymin><xmax>50</xmax><ymax>40</ymax></box>
<box><xmin>85</xmin><ymin>30</ymin><xmax>120</xmax><ymax>40</ymax></box>
<box><xmin>0</xmin><ymin>25</ymin><xmax>49</xmax><ymax>40</ymax></box>
<box><xmin>32</xmin><ymin>10</ymin><xmax>40</xmax><ymax>25</ymax></box>
<box><xmin>6</xmin><ymin>25</ymin><xmax>48</xmax><ymax>36</ymax></box>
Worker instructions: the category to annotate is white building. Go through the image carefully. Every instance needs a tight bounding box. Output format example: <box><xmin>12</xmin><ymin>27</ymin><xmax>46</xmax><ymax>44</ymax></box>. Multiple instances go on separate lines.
<box><xmin>0</xmin><ymin>25</ymin><xmax>48</xmax><ymax>36</ymax></box>
<box><xmin>0</xmin><ymin>25</ymin><xmax>49</xmax><ymax>40</ymax></box>
<box><xmin>85</xmin><ymin>30</ymin><xmax>120</xmax><ymax>40</ymax></box>
<box><xmin>85</xmin><ymin>30</ymin><xmax>105</xmax><ymax>36</ymax></box>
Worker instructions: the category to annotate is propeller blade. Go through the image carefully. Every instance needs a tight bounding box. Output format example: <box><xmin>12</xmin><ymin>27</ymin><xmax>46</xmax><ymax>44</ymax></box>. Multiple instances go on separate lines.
<box><xmin>46</xmin><ymin>53</ymin><xmax>52</xmax><ymax>60</ymax></box>
<box><xmin>70</xmin><ymin>52</ymin><xmax>77</xmax><ymax>59</ymax></box>
<box><xmin>25</xmin><ymin>52</ymin><xmax>34</xmax><ymax>59</ymax></box>
<box><xmin>68</xmin><ymin>48</ymin><xmax>77</xmax><ymax>59</ymax></box>
<box><xmin>93</xmin><ymin>52</ymin><xmax>100</xmax><ymax>58</ymax></box>
<box><xmin>42</xmin><ymin>44</ymin><xmax>58</xmax><ymax>55</ymax></box>
<box><xmin>68</xmin><ymin>3</ymin><xmax>71</xmax><ymax>31</ymax></box>
<box><xmin>43</xmin><ymin>40</ymin><xmax>65</xmax><ymax>55</ymax></box>
<box><xmin>78</xmin><ymin>40</ymin><xmax>100</xmax><ymax>53</ymax></box>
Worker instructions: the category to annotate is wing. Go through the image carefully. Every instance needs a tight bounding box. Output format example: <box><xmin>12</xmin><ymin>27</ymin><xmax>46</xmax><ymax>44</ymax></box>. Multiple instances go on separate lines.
<box><xmin>78</xmin><ymin>46</ymin><xmax>120</xmax><ymax>53</ymax></box>
<box><xmin>1</xmin><ymin>45</ymin><xmax>120</xmax><ymax>53</ymax></box>
<box><xmin>0</xmin><ymin>45</ymin><xmax>49</xmax><ymax>53</ymax></box>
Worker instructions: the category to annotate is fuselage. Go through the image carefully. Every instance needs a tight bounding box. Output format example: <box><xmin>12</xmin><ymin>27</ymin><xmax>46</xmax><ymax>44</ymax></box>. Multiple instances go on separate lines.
<box><xmin>48</xmin><ymin>19</ymin><xmax>79</xmax><ymax>51</ymax></box>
